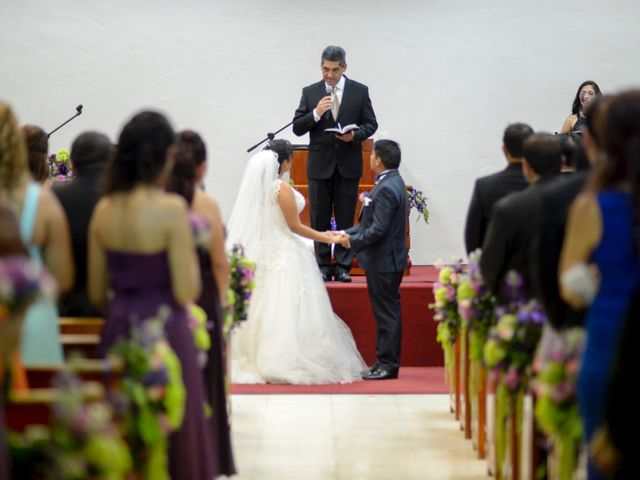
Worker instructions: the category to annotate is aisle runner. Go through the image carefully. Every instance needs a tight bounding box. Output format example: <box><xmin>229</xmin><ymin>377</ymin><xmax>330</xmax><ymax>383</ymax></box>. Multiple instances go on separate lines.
<box><xmin>231</xmin><ymin>367</ymin><xmax>446</xmax><ymax>395</ymax></box>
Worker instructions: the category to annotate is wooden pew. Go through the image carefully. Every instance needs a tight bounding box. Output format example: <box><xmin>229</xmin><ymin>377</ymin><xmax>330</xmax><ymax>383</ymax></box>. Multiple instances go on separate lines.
<box><xmin>61</xmin><ymin>333</ymin><xmax>101</xmax><ymax>359</ymax></box>
<box><xmin>59</xmin><ymin>317</ymin><xmax>104</xmax><ymax>335</ymax></box>
<box><xmin>5</xmin><ymin>382</ymin><xmax>105</xmax><ymax>432</ymax></box>
<box><xmin>26</xmin><ymin>358</ymin><xmax>123</xmax><ymax>389</ymax></box>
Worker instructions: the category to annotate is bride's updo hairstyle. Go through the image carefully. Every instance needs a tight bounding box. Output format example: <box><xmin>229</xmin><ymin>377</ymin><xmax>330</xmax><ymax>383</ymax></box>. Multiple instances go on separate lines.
<box><xmin>104</xmin><ymin>111</ymin><xmax>176</xmax><ymax>194</ymax></box>
<box><xmin>264</xmin><ymin>139</ymin><xmax>293</xmax><ymax>173</ymax></box>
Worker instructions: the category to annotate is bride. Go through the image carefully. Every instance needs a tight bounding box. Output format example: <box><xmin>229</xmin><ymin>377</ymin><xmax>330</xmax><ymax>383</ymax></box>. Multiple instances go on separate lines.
<box><xmin>227</xmin><ymin>140</ymin><xmax>366</xmax><ymax>384</ymax></box>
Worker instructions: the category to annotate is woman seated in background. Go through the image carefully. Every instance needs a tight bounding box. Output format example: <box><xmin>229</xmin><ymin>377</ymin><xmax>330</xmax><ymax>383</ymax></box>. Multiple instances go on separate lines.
<box><xmin>166</xmin><ymin>129</ymin><xmax>236</xmax><ymax>478</ymax></box>
<box><xmin>560</xmin><ymin>80</ymin><xmax>602</xmax><ymax>134</ymax></box>
<box><xmin>88</xmin><ymin>111</ymin><xmax>215</xmax><ymax>480</ymax></box>
<box><xmin>0</xmin><ymin>103</ymin><xmax>73</xmax><ymax>366</ymax></box>
<box><xmin>22</xmin><ymin>125</ymin><xmax>50</xmax><ymax>186</ymax></box>
<box><xmin>559</xmin><ymin>90</ymin><xmax>640</xmax><ymax>480</ymax></box>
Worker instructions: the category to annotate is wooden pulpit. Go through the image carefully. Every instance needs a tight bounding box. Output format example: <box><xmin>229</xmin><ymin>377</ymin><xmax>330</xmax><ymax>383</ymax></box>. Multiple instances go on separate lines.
<box><xmin>290</xmin><ymin>139</ymin><xmax>411</xmax><ymax>275</ymax></box>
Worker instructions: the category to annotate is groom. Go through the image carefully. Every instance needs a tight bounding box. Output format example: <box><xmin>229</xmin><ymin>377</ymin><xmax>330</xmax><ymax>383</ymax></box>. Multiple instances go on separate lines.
<box><xmin>338</xmin><ymin>139</ymin><xmax>407</xmax><ymax>380</ymax></box>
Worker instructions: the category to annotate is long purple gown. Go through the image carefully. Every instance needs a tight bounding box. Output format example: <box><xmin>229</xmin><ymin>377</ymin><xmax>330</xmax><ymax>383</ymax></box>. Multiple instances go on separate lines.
<box><xmin>196</xmin><ymin>249</ymin><xmax>236</xmax><ymax>477</ymax></box>
<box><xmin>0</xmin><ymin>397</ymin><xmax>9</xmax><ymax>480</ymax></box>
<box><xmin>99</xmin><ymin>251</ymin><xmax>215</xmax><ymax>480</ymax></box>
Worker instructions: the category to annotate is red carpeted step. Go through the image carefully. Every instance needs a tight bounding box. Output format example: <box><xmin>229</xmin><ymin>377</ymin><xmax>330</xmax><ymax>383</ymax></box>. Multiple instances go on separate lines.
<box><xmin>327</xmin><ymin>265</ymin><xmax>443</xmax><ymax>367</ymax></box>
<box><xmin>232</xmin><ymin>367</ymin><xmax>447</xmax><ymax>395</ymax></box>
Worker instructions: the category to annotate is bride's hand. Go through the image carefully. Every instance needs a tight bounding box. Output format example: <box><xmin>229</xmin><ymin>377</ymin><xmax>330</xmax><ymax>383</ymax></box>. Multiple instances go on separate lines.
<box><xmin>322</xmin><ymin>231</ymin><xmax>340</xmax><ymax>244</ymax></box>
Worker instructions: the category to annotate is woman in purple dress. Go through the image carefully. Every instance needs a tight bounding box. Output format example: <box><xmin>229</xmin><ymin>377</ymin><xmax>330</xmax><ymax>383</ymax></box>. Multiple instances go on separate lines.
<box><xmin>167</xmin><ymin>130</ymin><xmax>236</xmax><ymax>477</ymax></box>
<box><xmin>88</xmin><ymin>111</ymin><xmax>215</xmax><ymax>480</ymax></box>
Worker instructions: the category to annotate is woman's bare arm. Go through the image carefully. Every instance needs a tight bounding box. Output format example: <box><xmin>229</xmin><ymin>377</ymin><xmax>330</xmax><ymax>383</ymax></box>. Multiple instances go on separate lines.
<box><xmin>559</xmin><ymin>192</ymin><xmax>602</xmax><ymax>308</ymax></box>
<box><xmin>277</xmin><ymin>182</ymin><xmax>334</xmax><ymax>244</ymax></box>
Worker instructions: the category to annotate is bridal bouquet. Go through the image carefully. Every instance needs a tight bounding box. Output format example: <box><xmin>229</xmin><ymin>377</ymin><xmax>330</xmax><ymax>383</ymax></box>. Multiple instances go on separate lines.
<box><xmin>48</xmin><ymin>148</ymin><xmax>74</xmax><ymax>183</ymax></box>
<box><xmin>108</xmin><ymin>309</ymin><xmax>186</xmax><ymax>480</ymax></box>
<box><xmin>188</xmin><ymin>213</ymin><xmax>212</xmax><ymax>250</ymax></box>
<box><xmin>187</xmin><ymin>303</ymin><xmax>211</xmax><ymax>368</ymax></box>
<box><xmin>224</xmin><ymin>243</ymin><xmax>256</xmax><ymax>334</ymax></box>
<box><xmin>0</xmin><ymin>255</ymin><xmax>55</xmax><ymax>316</ymax></box>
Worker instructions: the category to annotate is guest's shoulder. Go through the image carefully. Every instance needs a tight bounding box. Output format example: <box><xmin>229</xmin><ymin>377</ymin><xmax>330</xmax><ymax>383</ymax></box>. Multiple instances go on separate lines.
<box><xmin>160</xmin><ymin>191</ymin><xmax>189</xmax><ymax>213</ymax></box>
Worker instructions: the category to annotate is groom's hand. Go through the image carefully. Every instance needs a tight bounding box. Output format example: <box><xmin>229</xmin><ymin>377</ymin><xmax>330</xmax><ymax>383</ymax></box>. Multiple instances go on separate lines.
<box><xmin>338</xmin><ymin>232</ymin><xmax>351</xmax><ymax>248</ymax></box>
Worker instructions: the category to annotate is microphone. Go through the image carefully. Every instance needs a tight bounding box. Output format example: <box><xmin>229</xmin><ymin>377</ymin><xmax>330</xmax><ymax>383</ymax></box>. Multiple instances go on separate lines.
<box><xmin>47</xmin><ymin>104</ymin><xmax>84</xmax><ymax>138</ymax></box>
<box><xmin>324</xmin><ymin>85</ymin><xmax>334</xmax><ymax>120</ymax></box>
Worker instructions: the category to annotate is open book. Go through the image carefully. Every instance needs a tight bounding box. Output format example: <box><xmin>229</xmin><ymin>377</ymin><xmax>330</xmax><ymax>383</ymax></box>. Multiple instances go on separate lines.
<box><xmin>324</xmin><ymin>123</ymin><xmax>359</xmax><ymax>135</ymax></box>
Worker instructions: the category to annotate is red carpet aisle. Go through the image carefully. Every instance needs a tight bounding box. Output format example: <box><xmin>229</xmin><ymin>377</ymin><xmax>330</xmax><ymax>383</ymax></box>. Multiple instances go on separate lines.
<box><xmin>231</xmin><ymin>367</ymin><xmax>446</xmax><ymax>394</ymax></box>
<box><xmin>327</xmin><ymin>265</ymin><xmax>442</xmax><ymax>367</ymax></box>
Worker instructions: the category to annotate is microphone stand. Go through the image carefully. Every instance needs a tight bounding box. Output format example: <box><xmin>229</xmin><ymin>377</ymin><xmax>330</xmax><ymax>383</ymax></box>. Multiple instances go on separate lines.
<box><xmin>246</xmin><ymin>119</ymin><xmax>294</xmax><ymax>153</ymax></box>
<box><xmin>47</xmin><ymin>105</ymin><xmax>83</xmax><ymax>138</ymax></box>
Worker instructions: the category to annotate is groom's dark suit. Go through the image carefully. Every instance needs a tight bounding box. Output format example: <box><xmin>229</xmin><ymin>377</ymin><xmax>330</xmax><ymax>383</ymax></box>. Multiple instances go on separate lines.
<box><xmin>293</xmin><ymin>76</ymin><xmax>378</xmax><ymax>275</ymax></box>
<box><xmin>346</xmin><ymin>170</ymin><xmax>407</xmax><ymax>373</ymax></box>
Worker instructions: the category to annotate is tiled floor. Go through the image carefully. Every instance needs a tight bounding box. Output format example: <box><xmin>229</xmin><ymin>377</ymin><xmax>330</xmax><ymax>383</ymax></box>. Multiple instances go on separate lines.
<box><xmin>229</xmin><ymin>394</ymin><xmax>488</xmax><ymax>480</ymax></box>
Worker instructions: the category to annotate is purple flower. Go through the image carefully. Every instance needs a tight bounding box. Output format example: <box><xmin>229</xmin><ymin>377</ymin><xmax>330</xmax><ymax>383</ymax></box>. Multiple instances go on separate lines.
<box><xmin>503</xmin><ymin>368</ymin><xmax>521</xmax><ymax>391</ymax></box>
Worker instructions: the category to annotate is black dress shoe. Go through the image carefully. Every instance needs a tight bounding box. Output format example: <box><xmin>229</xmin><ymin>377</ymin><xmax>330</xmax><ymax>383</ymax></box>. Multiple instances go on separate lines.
<box><xmin>362</xmin><ymin>368</ymin><xmax>399</xmax><ymax>380</ymax></box>
<box><xmin>368</xmin><ymin>363</ymin><xmax>380</xmax><ymax>374</ymax></box>
<box><xmin>335</xmin><ymin>270</ymin><xmax>352</xmax><ymax>283</ymax></box>
<box><xmin>321</xmin><ymin>271</ymin><xmax>332</xmax><ymax>282</ymax></box>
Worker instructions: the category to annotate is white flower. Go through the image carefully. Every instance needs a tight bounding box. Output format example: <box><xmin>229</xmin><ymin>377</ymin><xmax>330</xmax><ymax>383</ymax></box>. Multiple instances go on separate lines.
<box><xmin>363</xmin><ymin>197</ymin><xmax>373</xmax><ymax>207</ymax></box>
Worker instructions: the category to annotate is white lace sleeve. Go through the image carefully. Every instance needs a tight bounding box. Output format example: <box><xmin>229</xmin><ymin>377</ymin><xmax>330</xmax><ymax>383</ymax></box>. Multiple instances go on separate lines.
<box><xmin>273</xmin><ymin>179</ymin><xmax>283</xmax><ymax>203</ymax></box>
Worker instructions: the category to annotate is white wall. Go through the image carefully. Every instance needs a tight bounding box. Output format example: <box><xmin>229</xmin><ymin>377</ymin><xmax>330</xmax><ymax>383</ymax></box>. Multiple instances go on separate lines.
<box><xmin>1</xmin><ymin>0</ymin><xmax>639</xmax><ymax>264</ymax></box>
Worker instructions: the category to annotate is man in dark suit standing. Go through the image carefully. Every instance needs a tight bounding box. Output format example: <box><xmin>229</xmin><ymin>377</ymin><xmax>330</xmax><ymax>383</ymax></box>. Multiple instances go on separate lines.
<box><xmin>480</xmin><ymin>133</ymin><xmax>563</xmax><ymax>299</ymax></box>
<box><xmin>464</xmin><ymin>123</ymin><xmax>533</xmax><ymax>254</ymax></box>
<box><xmin>293</xmin><ymin>45</ymin><xmax>378</xmax><ymax>282</ymax></box>
<box><xmin>53</xmin><ymin>131</ymin><xmax>112</xmax><ymax>316</ymax></box>
<box><xmin>339</xmin><ymin>140</ymin><xmax>407</xmax><ymax>380</ymax></box>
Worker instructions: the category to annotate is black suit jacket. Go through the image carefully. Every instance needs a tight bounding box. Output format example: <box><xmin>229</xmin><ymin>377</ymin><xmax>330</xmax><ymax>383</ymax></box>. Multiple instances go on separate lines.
<box><xmin>52</xmin><ymin>164</ymin><xmax>106</xmax><ymax>316</ymax></box>
<box><xmin>530</xmin><ymin>172</ymin><xmax>587</xmax><ymax>329</ymax></box>
<box><xmin>346</xmin><ymin>171</ymin><xmax>407</xmax><ymax>273</ymax></box>
<box><xmin>480</xmin><ymin>176</ymin><xmax>557</xmax><ymax>299</ymax></box>
<box><xmin>293</xmin><ymin>76</ymin><xmax>377</xmax><ymax>180</ymax></box>
<box><xmin>464</xmin><ymin>162</ymin><xmax>528</xmax><ymax>254</ymax></box>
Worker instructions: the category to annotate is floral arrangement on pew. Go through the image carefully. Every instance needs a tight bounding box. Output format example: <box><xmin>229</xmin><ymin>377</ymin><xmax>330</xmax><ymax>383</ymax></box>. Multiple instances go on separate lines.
<box><xmin>483</xmin><ymin>273</ymin><xmax>546</xmax><ymax>393</ymax></box>
<box><xmin>108</xmin><ymin>309</ymin><xmax>186</xmax><ymax>480</ymax></box>
<box><xmin>224</xmin><ymin>244</ymin><xmax>256</xmax><ymax>336</ymax></box>
<box><xmin>456</xmin><ymin>249</ymin><xmax>496</xmax><ymax>362</ymax></box>
<box><xmin>430</xmin><ymin>259</ymin><xmax>465</xmax><ymax>384</ymax></box>
<box><xmin>48</xmin><ymin>148</ymin><xmax>74</xmax><ymax>183</ymax></box>
<box><xmin>533</xmin><ymin>327</ymin><xmax>585</xmax><ymax>480</ymax></box>
<box><xmin>483</xmin><ymin>271</ymin><xmax>547</xmax><ymax>474</ymax></box>
<box><xmin>8</xmin><ymin>370</ymin><xmax>132</xmax><ymax>479</ymax></box>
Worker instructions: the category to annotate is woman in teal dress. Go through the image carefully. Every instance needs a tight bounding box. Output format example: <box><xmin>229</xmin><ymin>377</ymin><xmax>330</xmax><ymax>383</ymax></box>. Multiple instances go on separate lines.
<box><xmin>0</xmin><ymin>102</ymin><xmax>74</xmax><ymax>366</ymax></box>
<box><xmin>560</xmin><ymin>90</ymin><xmax>640</xmax><ymax>480</ymax></box>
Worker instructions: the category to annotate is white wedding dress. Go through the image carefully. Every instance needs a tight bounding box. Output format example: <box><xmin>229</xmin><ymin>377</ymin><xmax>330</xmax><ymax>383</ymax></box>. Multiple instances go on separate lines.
<box><xmin>228</xmin><ymin>151</ymin><xmax>366</xmax><ymax>384</ymax></box>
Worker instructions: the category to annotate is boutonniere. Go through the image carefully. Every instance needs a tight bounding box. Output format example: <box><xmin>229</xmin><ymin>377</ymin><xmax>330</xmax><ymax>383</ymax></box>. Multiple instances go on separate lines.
<box><xmin>359</xmin><ymin>191</ymin><xmax>372</xmax><ymax>207</ymax></box>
